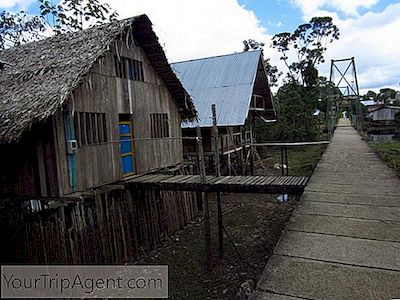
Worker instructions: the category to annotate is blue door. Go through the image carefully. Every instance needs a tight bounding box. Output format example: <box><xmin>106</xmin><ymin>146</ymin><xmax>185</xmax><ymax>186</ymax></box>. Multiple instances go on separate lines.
<box><xmin>119</xmin><ymin>122</ymin><xmax>135</xmax><ymax>176</ymax></box>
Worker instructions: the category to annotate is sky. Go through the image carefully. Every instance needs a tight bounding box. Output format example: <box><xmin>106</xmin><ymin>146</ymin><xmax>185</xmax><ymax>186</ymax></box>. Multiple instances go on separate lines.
<box><xmin>1</xmin><ymin>0</ymin><xmax>399</xmax><ymax>94</ymax></box>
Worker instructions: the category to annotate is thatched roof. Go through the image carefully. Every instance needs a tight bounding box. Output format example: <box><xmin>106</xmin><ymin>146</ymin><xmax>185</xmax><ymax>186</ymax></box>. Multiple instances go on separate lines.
<box><xmin>0</xmin><ymin>14</ymin><xmax>196</xmax><ymax>144</ymax></box>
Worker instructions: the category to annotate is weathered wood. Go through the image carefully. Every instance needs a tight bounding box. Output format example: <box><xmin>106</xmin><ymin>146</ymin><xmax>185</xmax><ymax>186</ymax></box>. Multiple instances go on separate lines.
<box><xmin>197</xmin><ymin>126</ymin><xmax>212</xmax><ymax>271</ymax></box>
<box><xmin>212</xmin><ymin>104</ymin><xmax>224</xmax><ymax>259</ymax></box>
<box><xmin>126</xmin><ymin>174</ymin><xmax>308</xmax><ymax>195</ymax></box>
<box><xmin>252</xmin><ymin>141</ymin><xmax>331</xmax><ymax>147</ymax></box>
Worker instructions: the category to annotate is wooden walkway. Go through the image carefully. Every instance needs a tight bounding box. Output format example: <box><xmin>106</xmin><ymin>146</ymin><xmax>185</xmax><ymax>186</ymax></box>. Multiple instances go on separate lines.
<box><xmin>126</xmin><ymin>174</ymin><xmax>308</xmax><ymax>194</ymax></box>
<box><xmin>253</xmin><ymin>119</ymin><xmax>400</xmax><ymax>300</ymax></box>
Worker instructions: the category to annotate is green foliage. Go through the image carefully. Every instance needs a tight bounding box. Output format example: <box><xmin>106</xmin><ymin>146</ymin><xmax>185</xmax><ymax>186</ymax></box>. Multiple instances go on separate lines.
<box><xmin>316</xmin><ymin>76</ymin><xmax>339</xmax><ymax>113</ymax></box>
<box><xmin>0</xmin><ymin>0</ymin><xmax>118</xmax><ymax>49</ymax></box>
<box><xmin>377</xmin><ymin>88</ymin><xmax>397</xmax><ymax>103</ymax></box>
<box><xmin>256</xmin><ymin>82</ymin><xmax>321</xmax><ymax>142</ymax></box>
<box><xmin>361</xmin><ymin>88</ymin><xmax>399</xmax><ymax>104</ymax></box>
<box><xmin>255</xmin><ymin>17</ymin><xmax>339</xmax><ymax>142</ymax></box>
<box><xmin>264</xmin><ymin>58</ymin><xmax>282</xmax><ymax>87</ymax></box>
<box><xmin>361</xmin><ymin>90</ymin><xmax>377</xmax><ymax>100</ymax></box>
<box><xmin>271</xmin><ymin>16</ymin><xmax>339</xmax><ymax>87</ymax></box>
<box><xmin>243</xmin><ymin>39</ymin><xmax>264</xmax><ymax>51</ymax></box>
<box><xmin>371</xmin><ymin>141</ymin><xmax>400</xmax><ymax>178</ymax></box>
<box><xmin>276</xmin><ymin>82</ymin><xmax>320</xmax><ymax>141</ymax></box>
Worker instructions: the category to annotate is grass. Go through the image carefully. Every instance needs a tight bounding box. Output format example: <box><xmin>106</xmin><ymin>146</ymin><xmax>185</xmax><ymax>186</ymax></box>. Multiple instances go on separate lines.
<box><xmin>370</xmin><ymin>141</ymin><xmax>400</xmax><ymax>178</ymax></box>
<box><xmin>257</xmin><ymin>144</ymin><xmax>326</xmax><ymax>176</ymax></box>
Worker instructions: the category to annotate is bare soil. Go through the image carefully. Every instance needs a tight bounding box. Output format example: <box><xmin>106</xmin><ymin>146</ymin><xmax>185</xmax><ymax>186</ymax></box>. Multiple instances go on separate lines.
<box><xmin>135</xmin><ymin>192</ymin><xmax>296</xmax><ymax>299</ymax></box>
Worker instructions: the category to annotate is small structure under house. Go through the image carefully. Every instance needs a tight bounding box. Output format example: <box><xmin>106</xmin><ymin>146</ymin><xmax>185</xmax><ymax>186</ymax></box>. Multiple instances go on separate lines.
<box><xmin>0</xmin><ymin>14</ymin><xmax>196</xmax><ymax>197</ymax></box>
<box><xmin>171</xmin><ymin>50</ymin><xmax>276</xmax><ymax>174</ymax></box>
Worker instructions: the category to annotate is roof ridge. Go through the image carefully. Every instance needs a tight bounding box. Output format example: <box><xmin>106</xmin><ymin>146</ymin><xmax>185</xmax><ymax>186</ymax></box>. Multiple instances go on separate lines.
<box><xmin>171</xmin><ymin>49</ymin><xmax>261</xmax><ymax>65</ymax></box>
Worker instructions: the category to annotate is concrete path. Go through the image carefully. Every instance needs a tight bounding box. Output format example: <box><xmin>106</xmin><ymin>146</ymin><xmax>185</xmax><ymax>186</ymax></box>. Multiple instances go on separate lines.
<box><xmin>252</xmin><ymin>119</ymin><xmax>400</xmax><ymax>300</ymax></box>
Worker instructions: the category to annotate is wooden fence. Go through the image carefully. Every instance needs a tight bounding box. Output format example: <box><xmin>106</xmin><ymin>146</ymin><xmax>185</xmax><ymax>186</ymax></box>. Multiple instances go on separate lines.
<box><xmin>0</xmin><ymin>186</ymin><xmax>199</xmax><ymax>264</ymax></box>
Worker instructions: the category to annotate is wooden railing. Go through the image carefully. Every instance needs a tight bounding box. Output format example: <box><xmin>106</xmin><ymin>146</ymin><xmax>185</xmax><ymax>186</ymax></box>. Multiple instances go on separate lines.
<box><xmin>218</xmin><ymin>131</ymin><xmax>252</xmax><ymax>154</ymax></box>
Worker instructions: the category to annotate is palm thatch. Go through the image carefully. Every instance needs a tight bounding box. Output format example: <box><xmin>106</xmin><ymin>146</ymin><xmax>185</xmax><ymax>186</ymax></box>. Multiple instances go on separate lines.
<box><xmin>0</xmin><ymin>14</ymin><xmax>196</xmax><ymax>144</ymax></box>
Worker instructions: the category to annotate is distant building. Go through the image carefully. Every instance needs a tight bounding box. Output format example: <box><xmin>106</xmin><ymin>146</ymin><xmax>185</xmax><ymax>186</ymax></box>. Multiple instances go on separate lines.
<box><xmin>171</xmin><ymin>50</ymin><xmax>276</xmax><ymax>173</ymax></box>
<box><xmin>369</xmin><ymin>106</ymin><xmax>400</xmax><ymax>121</ymax></box>
<box><xmin>361</xmin><ymin>99</ymin><xmax>384</xmax><ymax>112</ymax></box>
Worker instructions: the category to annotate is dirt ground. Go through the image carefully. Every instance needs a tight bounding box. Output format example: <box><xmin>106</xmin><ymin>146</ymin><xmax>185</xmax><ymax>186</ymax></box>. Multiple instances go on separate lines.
<box><xmin>135</xmin><ymin>192</ymin><xmax>296</xmax><ymax>299</ymax></box>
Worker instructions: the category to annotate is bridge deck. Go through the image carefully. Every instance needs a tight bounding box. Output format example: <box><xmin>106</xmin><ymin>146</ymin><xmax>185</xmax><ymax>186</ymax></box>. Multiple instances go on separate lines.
<box><xmin>253</xmin><ymin>119</ymin><xmax>400</xmax><ymax>300</ymax></box>
<box><xmin>126</xmin><ymin>174</ymin><xmax>308</xmax><ymax>194</ymax></box>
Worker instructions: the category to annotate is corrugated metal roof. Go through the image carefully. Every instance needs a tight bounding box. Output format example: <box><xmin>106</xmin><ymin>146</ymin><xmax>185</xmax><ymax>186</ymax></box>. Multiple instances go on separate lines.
<box><xmin>172</xmin><ymin>50</ymin><xmax>262</xmax><ymax>128</ymax></box>
<box><xmin>361</xmin><ymin>100</ymin><xmax>382</xmax><ymax>106</ymax></box>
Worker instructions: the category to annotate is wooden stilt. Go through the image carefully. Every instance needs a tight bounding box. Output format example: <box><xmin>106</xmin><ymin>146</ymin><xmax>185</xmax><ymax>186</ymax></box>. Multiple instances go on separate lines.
<box><xmin>228</xmin><ymin>153</ymin><xmax>232</xmax><ymax>176</ymax></box>
<box><xmin>212</xmin><ymin>104</ymin><xmax>224</xmax><ymax>258</ymax></box>
<box><xmin>250</xmin><ymin>113</ymin><xmax>255</xmax><ymax>176</ymax></box>
<box><xmin>196</xmin><ymin>125</ymin><xmax>212</xmax><ymax>270</ymax></box>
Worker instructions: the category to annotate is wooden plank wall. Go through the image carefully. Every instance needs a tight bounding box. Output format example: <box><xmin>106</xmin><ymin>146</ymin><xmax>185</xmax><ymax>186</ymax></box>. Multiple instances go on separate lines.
<box><xmin>0</xmin><ymin>120</ymin><xmax>59</xmax><ymax>197</ymax></box>
<box><xmin>0</xmin><ymin>184</ymin><xmax>199</xmax><ymax>264</ymax></box>
<box><xmin>55</xmin><ymin>38</ymin><xmax>184</xmax><ymax>195</ymax></box>
<box><xmin>112</xmin><ymin>40</ymin><xmax>183</xmax><ymax>173</ymax></box>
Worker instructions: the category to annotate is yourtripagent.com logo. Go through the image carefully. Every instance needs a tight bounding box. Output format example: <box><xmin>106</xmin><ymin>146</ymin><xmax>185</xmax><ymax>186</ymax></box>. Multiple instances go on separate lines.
<box><xmin>1</xmin><ymin>265</ymin><xmax>168</xmax><ymax>298</ymax></box>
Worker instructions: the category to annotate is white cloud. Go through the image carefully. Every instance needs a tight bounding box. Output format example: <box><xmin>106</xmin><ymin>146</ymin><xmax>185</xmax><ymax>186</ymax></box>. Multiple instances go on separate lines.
<box><xmin>3</xmin><ymin>0</ymin><xmax>396</xmax><ymax>93</ymax></box>
<box><xmin>290</xmin><ymin>0</ymin><xmax>379</xmax><ymax>17</ymax></box>
<box><xmin>0</xmin><ymin>0</ymin><xmax>35</xmax><ymax>10</ymax></box>
<box><xmin>288</xmin><ymin>0</ymin><xmax>400</xmax><ymax>92</ymax></box>
<box><xmin>107</xmin><ymin>0</ymin><xmax>273</xmax><ymax>62</ymax></box>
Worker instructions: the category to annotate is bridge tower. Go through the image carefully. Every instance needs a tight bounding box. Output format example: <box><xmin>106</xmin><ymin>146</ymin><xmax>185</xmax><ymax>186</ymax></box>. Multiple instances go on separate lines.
<box><xmin>329</xmin><ymin>57</ymin><xmax>363</xmax><ymax>132</ymax></box>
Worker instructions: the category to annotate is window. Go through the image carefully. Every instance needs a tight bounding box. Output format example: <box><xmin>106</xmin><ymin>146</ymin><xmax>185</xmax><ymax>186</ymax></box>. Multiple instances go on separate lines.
<box><xmin>150</xmin><ymin>113</ymin><xmax>169</xmax><ymax>138</ymax></box>
<box><xmin>74</xmin><ymin>112</ymin><xmax>107</xmax><ymax>146</ymax></box>
<box><xmin>115</xmin><ymin>55</ymin><xmax>144</xmax><ymax>81</ymax></box>
<box><xmin>114</xmin><ymin>56</ymin><xmax>126</xmax><ymax>78</ymax></box>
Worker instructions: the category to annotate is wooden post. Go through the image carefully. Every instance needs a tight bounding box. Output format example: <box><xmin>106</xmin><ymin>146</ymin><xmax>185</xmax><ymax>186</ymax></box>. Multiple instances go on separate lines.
<box><xmin>239</xmin><ymin>129</ymin><xmax>245</xmax><ymax>175</ymax></box>
<box><xmin>212</xmin><ymin>104</ymin><xmax>224</xmax><ymax>258</ymax></box>
<box><xmin>285</xmin><ymin>146</ymin><xmax>289</xmax><ymax>176</ymax></box>
<box><xmin>280</xmin><ymin>146</ymin><xmax>284</xmax><ymax>176</ymax></box>
<box><xmin>250</xmin><ymin>113</ymin><xmax>255</xmax><ymax>175</ymax></box>
<box><xmin>228</xmin><ymin>153</ymin><xmax>232</xmax><ymax>176</ymax></box>
<box><xmin>196</xmin><ymin>125</ymin><xmax>212</xmax><ymax>270</ymax></box>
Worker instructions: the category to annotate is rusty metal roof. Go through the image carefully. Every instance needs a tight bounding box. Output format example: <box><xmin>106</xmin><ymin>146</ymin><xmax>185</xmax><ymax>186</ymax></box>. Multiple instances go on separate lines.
<box><xmin>172</xmin><ymin>50</ymin><xmax>262</xmax><ymax>128</ymax></box>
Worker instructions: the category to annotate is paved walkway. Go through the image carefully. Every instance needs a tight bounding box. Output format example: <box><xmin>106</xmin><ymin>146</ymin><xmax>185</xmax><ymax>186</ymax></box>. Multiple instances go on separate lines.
<box><xmin>252</xmin><ymin>119</ymin><xmax>400</xmax><ymax>300</ymax></box>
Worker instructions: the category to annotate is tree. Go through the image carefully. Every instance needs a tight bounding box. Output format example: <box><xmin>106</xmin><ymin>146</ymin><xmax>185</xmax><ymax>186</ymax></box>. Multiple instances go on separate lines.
<box><xmin>0</xmin><ymin>0</ymin><xmax>118</xmax><ymax>49</ymax></box>
<box><xmin>243</xmin><ymin>39</ymin><xmax>264</xmax><ymax>51</ymax></box>
<box><xmin>266</xmin><ymin>17</ymin><xmax>340</xmax><ymax>141</ymax></box>
<box><xmin>377</xmin><ymin>88</ymin><xmax>397</xmax><ymax>103</ymax></box>
<box><xmin>271</xmin><ymin>17</ymin><xmax>339</xmax><ymax>88</ymax></box>
<box><xmin>39</xmin><ymin>0</ymin><xmax>118</xmax><ymax>34</ymax></box>
<box><xmin>316</xmin><ymin>76</ymin><xmax>341</xmax><ymax>113</ymax></box>
<box><xmin>264</xmin><ymin>58</ymin><xmax>282</xmax><ymax>87</ymax></box>
<box><xmin>243</xmin><ymin>39</ymin><xmax>282</xmax><ymax>87</ymax></box>
<box><xmin>263</xmin><ymin>82</ymin><xmax>320</xmax><ymax>141</ymax></box>
<box><xmin>361</xmin><ymin>90</ymin><xmax>377</xmax><ymax>100</ymax></box>
<box><xmin>0</xmin><ymin>11</ymin><xmax>45</xmax><ymax>48</ymax></box>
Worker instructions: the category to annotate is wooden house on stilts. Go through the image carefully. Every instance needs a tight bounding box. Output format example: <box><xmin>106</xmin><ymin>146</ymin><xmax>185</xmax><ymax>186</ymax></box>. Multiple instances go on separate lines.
<box><xmin>0</xmin><ymin>15</ymin><xmax>203</xmax><ymax>265</ymax></box>
<box><xmin>171</xmin><ymin>50</ymin><xmax>276</xmax><ymax>174</ymax></box>
<box><xmin>0</xmin><ymin>14</ymin><xmax>197</xmax><ymax>197</ymax></box>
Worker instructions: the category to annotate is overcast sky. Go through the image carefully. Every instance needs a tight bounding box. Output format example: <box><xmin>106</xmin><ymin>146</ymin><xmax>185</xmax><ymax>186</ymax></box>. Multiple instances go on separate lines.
<box><xmin>1</xmin><ymin>0</ymin><xmax>399</xmax><ymax>94</ymax></box>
